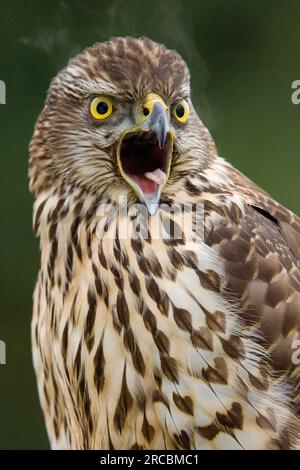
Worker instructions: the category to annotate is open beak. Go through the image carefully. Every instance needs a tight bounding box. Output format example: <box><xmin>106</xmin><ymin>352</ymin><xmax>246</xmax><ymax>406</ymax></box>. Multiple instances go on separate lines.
<box><xmin>117</xmin><ymin>93</ymin><xmax>173</xmax><ymax>215</ymax></box>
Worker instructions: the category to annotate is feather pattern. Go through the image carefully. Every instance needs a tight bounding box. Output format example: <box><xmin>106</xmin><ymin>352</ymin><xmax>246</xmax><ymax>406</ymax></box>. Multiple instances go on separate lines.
<box><xmin>30</xmin><ymin>37</ymin><xmax>300</xmax><ymax>449</ymax></box>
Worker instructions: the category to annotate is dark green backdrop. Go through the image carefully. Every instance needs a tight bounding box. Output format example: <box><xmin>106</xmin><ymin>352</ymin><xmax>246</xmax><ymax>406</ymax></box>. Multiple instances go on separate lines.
<box><xmin>0</xmin><ymin>0</ymin><xmax>299</xmax><ymax>449</ymax></box>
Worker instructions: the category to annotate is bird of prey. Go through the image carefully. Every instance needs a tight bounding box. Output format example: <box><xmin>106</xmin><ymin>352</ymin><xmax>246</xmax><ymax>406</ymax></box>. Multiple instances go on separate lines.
<box><xmin>29</xmin><ymin>37</ymin><xmax>300</xmax><ymax>450</ymax></box>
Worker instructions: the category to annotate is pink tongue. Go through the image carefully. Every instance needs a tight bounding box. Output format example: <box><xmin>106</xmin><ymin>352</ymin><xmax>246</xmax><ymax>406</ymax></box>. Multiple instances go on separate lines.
<box><xmin>144</xmin><ymin>169</ymin><xmax>167</xmax><ymax>185</ymax></box>
<box><xmin>130</xmin><ymin>169</ymin><xmax>166</xmax><ymax>195</ymax></box>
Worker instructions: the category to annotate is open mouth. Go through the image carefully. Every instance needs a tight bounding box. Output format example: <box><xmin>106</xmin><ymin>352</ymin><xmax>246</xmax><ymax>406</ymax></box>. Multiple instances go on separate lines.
<box><xmin>118</xmin><ymin>130</ymin><xmax>173</xmax><ymax>196</ymax></box>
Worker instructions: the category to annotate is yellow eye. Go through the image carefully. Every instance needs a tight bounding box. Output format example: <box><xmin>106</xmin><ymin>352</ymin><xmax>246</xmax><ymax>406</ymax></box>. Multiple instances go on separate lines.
<box><xmin>173</xmin><ymin>100</ymin><xmax>189</xmax><ymax>123</ymax></box>
<box><xmin>90</xmin><ymin>96</ymin><xmax>113</xmax><ymax>120</ymax></box>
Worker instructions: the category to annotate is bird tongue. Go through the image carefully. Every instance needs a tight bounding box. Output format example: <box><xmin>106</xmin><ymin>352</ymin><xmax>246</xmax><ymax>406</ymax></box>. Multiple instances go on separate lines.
<box><xmin>144</xmin><ymin>169</ymin><xmax>167</xmax><ymax>185</ymax></box>
<box><xmin>130</xmin><ymin>169</ymin><xmax>166</xmax><ymax>195</ymax></box>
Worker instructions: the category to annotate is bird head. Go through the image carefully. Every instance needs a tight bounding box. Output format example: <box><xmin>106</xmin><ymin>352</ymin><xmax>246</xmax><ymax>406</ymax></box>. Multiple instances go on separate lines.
<box><xmin>29</xmin><ymin>37</ymin><xmax>216</xmax><ymax>214</ymax></box>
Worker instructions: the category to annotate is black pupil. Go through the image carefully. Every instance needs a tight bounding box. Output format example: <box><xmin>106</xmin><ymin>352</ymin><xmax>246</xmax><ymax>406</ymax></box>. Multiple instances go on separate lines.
<box><xmin>97</xmin><ymin>101</ymin><xmax>109</xmax><ymax>115</ymax></box>
<box><xmin>176</xmin><ymin>104</ymin><xmax>185</xmax><ymax>118</ymax></box>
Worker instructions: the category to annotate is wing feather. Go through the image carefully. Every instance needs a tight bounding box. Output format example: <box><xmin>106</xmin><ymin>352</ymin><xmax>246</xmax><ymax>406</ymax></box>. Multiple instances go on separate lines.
<box><xmin>205</xmin><ymin>166</ymin><xmax>300</xmax><ymax>412</ymax></box>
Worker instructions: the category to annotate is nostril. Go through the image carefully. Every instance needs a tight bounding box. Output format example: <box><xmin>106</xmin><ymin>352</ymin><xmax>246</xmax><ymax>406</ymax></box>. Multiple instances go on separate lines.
<box><xmin>143</xmin><ymin>107</ymin><xmax>150</xmax><ymax>117</ymax></box>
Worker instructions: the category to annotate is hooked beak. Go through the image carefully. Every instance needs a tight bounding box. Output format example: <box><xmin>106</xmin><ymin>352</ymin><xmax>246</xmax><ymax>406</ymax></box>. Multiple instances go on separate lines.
<box><xmin>144</xmin><ymin>101</ymin><xmax>168</xmax><ymax>148</ymax></box>
<box><xmin>117</xmin><ymin>93</ymin><xmax>173</xmax><ymax>215</ymax></box>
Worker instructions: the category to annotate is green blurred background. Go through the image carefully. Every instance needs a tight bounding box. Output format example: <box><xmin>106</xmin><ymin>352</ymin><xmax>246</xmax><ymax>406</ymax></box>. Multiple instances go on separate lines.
<box><xmin>0</xmin><ymin>0</ymin><xmax>299</xmax><ymax>449</ymax></box>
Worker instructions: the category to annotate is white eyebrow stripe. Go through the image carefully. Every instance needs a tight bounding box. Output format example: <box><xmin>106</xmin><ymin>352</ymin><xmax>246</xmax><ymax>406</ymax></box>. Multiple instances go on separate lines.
<box><xmin>80</xmin><ymin>78</ymin><xmax>119</xmax><ymax>96</ymax></box>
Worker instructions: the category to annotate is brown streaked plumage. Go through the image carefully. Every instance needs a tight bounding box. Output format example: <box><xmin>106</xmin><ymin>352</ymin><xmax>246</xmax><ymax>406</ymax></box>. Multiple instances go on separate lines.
<box><xmin>29</xmin><ymin>36</ymin><xmax>300</xmax><ymax>450</ymax></box>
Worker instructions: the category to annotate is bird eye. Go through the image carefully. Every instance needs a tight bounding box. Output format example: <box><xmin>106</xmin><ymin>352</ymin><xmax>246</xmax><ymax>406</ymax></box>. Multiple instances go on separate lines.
<box><xmin>90</xmin><ymin>96</ymin><xmax>113</xmax><ymax>120</ymax></box>
<box><xmin>173</xmin><ymin>100</ymin><xmax>189</xmax><ymax>123</ymax></box>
